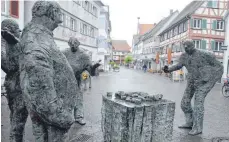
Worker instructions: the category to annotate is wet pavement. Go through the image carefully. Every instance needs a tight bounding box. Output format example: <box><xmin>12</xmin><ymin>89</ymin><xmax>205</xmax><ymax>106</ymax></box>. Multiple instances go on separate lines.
<box><xmin>1</xmin><ymin>67</ymin><xmax>229</xmax><ymax>142</ymax></box>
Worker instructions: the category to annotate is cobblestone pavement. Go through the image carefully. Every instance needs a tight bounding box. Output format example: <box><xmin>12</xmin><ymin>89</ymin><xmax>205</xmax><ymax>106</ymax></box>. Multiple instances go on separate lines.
<box><xmin>1</xmin><ymin>67</ymin><xmax>229</xmax><ymax>142</ymax></box>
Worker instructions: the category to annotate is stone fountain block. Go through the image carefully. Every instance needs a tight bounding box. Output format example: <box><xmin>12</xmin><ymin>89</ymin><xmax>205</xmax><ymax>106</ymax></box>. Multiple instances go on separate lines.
<box><xmin>101</xmin><ymin>92</ymin><xmax>175</xmax><ymax>142</ymax></box>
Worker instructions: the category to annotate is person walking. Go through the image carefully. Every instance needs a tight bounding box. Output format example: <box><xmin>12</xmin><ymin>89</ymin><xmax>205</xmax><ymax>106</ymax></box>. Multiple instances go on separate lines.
<box><xmin>143</xmin><ymin>64</ymin><xmax>147</xmax><ymax>73</ymax></box>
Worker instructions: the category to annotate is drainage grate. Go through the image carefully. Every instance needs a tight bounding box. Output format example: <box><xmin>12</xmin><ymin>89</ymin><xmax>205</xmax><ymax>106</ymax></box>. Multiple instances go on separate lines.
<box><xmin>212</xmin><ymin>137</ymin><xmax>229</xmax><ymax>142</ymax></box>
<box><xmin>71</xmin><ymin>134</ymin><xmax>93</xmax><ymax>142</ymax></box>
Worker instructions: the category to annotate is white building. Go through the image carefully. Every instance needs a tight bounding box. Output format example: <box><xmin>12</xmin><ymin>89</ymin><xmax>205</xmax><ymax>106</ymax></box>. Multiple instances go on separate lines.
<box><xmin>222</xmin><ymin>11</ymin><xmax>229</xmax><ymax>80</ymax></box>
<box><xmin>1</xmin><ymin>0</ymin><xmax>24</xmax><ymax>84</ymax></box>
<box><xmin>97</xmin><ymin>5</ymin><xmax>112</xmax><ymax>71</ymax></box>
<box><xmin>24</xmin><ymin>0</ymin><xmax>104</xmax><ymax>62</ymax></box>
<box><xmin>141</xmin><ymin>10</ymin><xmax>179</xmax><ymax>70</ymax></box>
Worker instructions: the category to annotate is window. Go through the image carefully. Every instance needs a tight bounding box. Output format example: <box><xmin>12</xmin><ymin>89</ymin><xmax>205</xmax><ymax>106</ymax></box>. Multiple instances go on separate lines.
<box><xmin>65</xmin><ymin>16</ymin><xmax>70</xmax><ymax>27</ymax></box>
<box><xmin>216</xmin><ymin>20</ymin><xmax>224</xmax><ymax>30</ymax></box>
<box><xmin>165</xmin><ymin>33</ymin><xmax>168</xmax><ymax>40</ymax></box>
<box><xmin>183</xmin><ymin>21</ymin><xmax>188</xmax><ymax>31</ymax></box>
<box><xmin>80</xmin><ymin>23</ymin><xmax>83</xmax><ymax>33</ymax></box>
<box><xmin>178</xmin><ymin>23</ymin><xmax>183</xmax><ymax>34</ymax></box>
<box><xmin>90</xmin><ymin>27</ymin><xmax>94</xmax><ymax>37</ymax></box>
<box><xmin>173</xmin><ymin>26</ymin><xmax>178</xmax><ymax>36</ymax></box>
<box><xmin>193</xmin><ymin>40</ymin><xmax>201</xmax><ymax>49</ymax></box>
<box><xmin>212</xmin><ymin>1</ymin><xmax>218</xmax><ymax>8</ymax></box>
<box><xmin>2</xmin><ymin>0</ymin><xmax>6</xmax><ymax>13</ymax></box>
<box><xmin>167</xmin><ymin>31</ymin><xmax>170</xmax><ymax>39</ymax></box>
<box><xmin>93</xmin><ymin>6</ymin><xmax>97</xmax><ymax>17</ymax></box>
<box><xmin>208</xmin><ymin>1</ymin><xmax>218</xmax><ymax>8</ymax></box>
<box><xmin>60</xmin><ymin>13</ymin><xmax>65</xmax><ymax>26</ymax></box>
<box><xmin>83</xmin><ymin>24</ymin><xmax>87</xmax><ymax>35</ymax></box>
<box><xmin>170</xmin><ymin>30</ymin><xmax>173</xmax><ymax>37</ymax></box>
<box><xmin>84</xmin><ymin>1</ymin><xmax>89</xmax><ymax>11</ymax></box>
<box><xmin>70</xmin><ymin>18</ymin><xmax>76</xmax><ymax>31</ymax></box>
<box><xmin>214</xmin><ymin>41</ymin><xmax>224</xmax><ymax>51</ymax></box>
<box><xmin>193</xmin><ymin>19</ymin><xmax>201</xmax><ymax>29</ymax></box>
<box><xmin>10</xmin><ymin>0</ymin><xmax>19</xmax><ymax>18</ymax></box>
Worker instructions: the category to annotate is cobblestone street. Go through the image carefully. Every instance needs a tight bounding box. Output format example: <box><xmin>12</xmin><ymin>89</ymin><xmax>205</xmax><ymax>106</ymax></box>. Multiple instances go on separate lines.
<box><xmin>1</xmin><ymin>67</ymin><xmax>229</xmax><ymax>142</ymax></box>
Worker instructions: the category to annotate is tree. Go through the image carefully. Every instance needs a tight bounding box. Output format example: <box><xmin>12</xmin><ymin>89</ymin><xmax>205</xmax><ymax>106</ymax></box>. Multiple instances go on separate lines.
<box><xmin>124</xmin><ymin>55</ymin><xmax>133</xmax><ymax>64</ymax></box>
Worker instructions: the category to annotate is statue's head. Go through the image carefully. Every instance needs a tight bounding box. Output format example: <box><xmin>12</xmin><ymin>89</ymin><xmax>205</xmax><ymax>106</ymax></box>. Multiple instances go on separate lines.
<box><xmin>32</xmin><ymin>1</ymin><xmax>62</xmax><ymax>31</ymax></box>
<box><xmin>68</xmin><ymin>37</ymin><xmax>80</xmax><ymax>52</ymax></box>
<box><xmin>1</xmin><ymin>19</ymin><xmax>21</xmax><ymax>38</ymax></box>
<box><xmin>182</xmin><ymin>39</ymin><xmax>195</xmax><ymax>54</ymax></box>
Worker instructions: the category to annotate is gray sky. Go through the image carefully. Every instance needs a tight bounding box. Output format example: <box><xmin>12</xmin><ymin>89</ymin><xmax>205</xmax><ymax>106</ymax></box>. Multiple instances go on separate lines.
<box><xmin>103</xmin><ymin>0</ymin><xmax>193</xmax><ymax>46</ymax></box>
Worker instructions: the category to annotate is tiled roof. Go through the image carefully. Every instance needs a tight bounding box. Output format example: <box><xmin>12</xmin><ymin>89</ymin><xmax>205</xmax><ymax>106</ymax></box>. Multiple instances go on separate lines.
<box><xmin>159</xmin><ymin>0</ymin><xmax>204</xmax><ymax>35</ymax></box>
<box><xmin>112</xmin><ymin>40</ymin><xmax>131</xmax><ymax>52</ymax></box>
<box><xmin>142</xmin><ymin>10</ymin><xmax>179</xmax><ymax>41</ymax></box>
<box><xmin>139</xmin><ymin>24</ymin><xmax>156</xmax><ymax>35</ymax></box>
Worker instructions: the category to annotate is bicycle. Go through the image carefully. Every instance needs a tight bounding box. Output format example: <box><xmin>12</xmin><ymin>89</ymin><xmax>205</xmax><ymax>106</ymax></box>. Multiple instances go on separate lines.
<box><xmin>222</xmin><ymin>79</ymin><xmax>229</xmax><ymax>97</ymax></box>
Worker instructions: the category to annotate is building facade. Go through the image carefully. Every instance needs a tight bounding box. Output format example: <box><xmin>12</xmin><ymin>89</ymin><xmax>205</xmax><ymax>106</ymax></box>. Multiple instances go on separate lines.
<box><xmin>112</xmin><ymin>40</ymin><xmax>131</xmax><ymax>64</ymax></box>
<box><xmin>97</xmin><ymin>5</ymin><xmax>112</xmax><ymax>71</ymax></box>
<box><xmin>222</xmin><ymin>10</ymin><xmax>229</xmax><ymax>80</ymax></box>
<box><xmin>158</xmin><ymin>0</ymin><xmax>229</xmax><ymax>81</ymax></box>
<box><xmin>1</xmin><ymin>0</ymin><xmax>24</xmax><ymax>84</ymax></box>
<box><xmin>24</xmin><ymin>0</ymin><xmax>104</xmax><ymax>62</ymax></box>
<box><xmin>140</xmin><ymin>10</ymin><xmax>179</xmax><ymax>71</ymax></box>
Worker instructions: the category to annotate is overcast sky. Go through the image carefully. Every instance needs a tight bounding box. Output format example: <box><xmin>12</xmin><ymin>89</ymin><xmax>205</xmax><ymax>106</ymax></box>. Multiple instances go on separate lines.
<box><xmin>102</xmin><ymin>0</ymin><xmax>193</xmax><ymax>46</ymax></box>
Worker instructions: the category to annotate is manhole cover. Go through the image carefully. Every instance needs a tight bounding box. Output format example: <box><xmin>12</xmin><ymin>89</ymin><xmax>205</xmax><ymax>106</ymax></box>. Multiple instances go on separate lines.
<box><xmin>212</xmin><ymin>137</ymin><xmax>229</xmax><ymax>142</ymax></box>
<box><xmin>71</xmin><ymin>134</ymin><xmax>92</xmax><ymax>142</ymax></box>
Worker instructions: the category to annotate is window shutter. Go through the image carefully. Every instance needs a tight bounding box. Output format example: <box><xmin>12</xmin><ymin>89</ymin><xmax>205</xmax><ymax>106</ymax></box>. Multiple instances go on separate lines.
<box><xmin>202</xmin><ymin>19</ymin><xmax>207</xmax><ymax>29</ymax></box>
<box><xmin>201</xmin><ymin>40</ymin><xmax>206</xmax><ymax>50</ymax></box>
<box><xmin>10</xmin><ymin>0</ymin><xmax>19</xmax><ymax>18</ymax></box>
<box><xmin>207</xmin><ymin>1</ymin><xmax>212</xmax><ymax>7</ymax></box>
<box><xmin>190</xmin><ymin>19</ymin><xmax>194</xmax><ymax>28</ymax></box>
<box><xmin>212</xmin><ymin>20</ymin><xmax>217</xmax><ymax>30</ymax></box>
<box><xmin>211</xmin><ymin>40</ymin><xmax>215</xmax><ymax>51</ymax></box>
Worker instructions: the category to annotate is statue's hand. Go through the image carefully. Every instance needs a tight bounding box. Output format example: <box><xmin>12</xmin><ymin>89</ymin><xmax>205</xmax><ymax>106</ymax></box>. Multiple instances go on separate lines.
<box><xmin>1</xmin><ymin>28</ymin><xmax>19</xmax><ymax>45</ymax></box>
<box><xmin>163</xmin><ymin>65</ymin><xmax>170</xmax><ymax>73</ymax></box>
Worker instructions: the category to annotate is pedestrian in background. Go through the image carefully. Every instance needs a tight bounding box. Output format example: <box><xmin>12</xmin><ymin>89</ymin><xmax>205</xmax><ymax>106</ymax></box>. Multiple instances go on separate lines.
<box><xmin>143</xmin><ymin>64</ymin><xmax>147</xmax><ymax>73</ymax></box>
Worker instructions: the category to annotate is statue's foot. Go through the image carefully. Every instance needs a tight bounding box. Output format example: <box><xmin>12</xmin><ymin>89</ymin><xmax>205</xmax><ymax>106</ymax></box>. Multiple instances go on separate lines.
<box><xmin>188</xmin><ymin>129</ymin><xmax>202</xmax><ymax>135</ymax></box>
<box><xmin>178</xmin><ymin>123</ymin><xmax>193</xmax><ymax>129</ymax></box>
<box><xmin>75</xmin><ymin>119</ymin><xmax>86</xmax><ymax>125</ymax></box>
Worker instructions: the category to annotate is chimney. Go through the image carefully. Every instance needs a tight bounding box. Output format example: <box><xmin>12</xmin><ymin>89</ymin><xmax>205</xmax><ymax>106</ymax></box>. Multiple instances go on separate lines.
<box><xmin>170</xmin><ymin>9</ymin><xmax>173</xmax><ymax>15</ymax></box>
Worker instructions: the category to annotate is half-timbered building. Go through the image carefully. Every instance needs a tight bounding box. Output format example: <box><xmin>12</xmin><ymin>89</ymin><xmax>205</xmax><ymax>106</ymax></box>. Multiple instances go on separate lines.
<box><xmin>158</xmin><ymin>0</ymin><xmax>229</xmax><ymax>80</ymax></box>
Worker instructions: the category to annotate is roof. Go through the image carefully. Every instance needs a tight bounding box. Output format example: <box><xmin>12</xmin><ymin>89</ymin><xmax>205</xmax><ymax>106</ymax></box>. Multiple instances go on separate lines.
<box><xmin>112</xmin><ymin>40</ymin><xmax>131</xmax><ymax>52</ymax></box>
<box><xmin>94</xmin><ymin>1</ymin><xmax>104</xmax><ymax>7</ymax></box>
<box><xmin>159</xmin><ymin>0</ymin><xmax>204</xmax><ymax>35</ymax></box>
<box><xmin>139</xmin><ymin>24</ymin><xmax>156</xmax><ymax>35</ymax></box>
<box><xmin>142</xmin><ymin>10</ymin><xmax>179</xmax><ymax>41</ymax></box>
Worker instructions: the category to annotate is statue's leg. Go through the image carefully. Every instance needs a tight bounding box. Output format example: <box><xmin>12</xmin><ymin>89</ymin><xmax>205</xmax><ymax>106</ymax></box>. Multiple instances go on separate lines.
<box><xmin>74</xmin><ymin>90</ymin><xmax>86</xmax><ymax>125</ymax></box>
<box><xmin>8</xmin><ymin>94</ymin><xmax>28</xmax><ymax>142</ymax></box>
<box><xmin>47</xmin><ymin>126</ymin><xmax>68</xmax><ymax>142</ymax></box>
<box><xmin>89</xmin><ymin>75</ymin><xmax>91</xmax><ymax>88</ymax></box>
<box><xmin>189</xmin><ymin>81</ymin><xmax>216</xmax><ymax>135</ymax></box>
<box><xmin>30</xmin><ymin>111</ymin><xmax>48</xmax><ymax>142</ymax></box>
<box><xmin>179</xmin><ymin>79</ymin><xmax>195</xmax><ymax>129</ymax></box>
<box><xmin>83</xmin><ymin>80</ymin><xmax>87</xmax><ymax>91</ymax></box>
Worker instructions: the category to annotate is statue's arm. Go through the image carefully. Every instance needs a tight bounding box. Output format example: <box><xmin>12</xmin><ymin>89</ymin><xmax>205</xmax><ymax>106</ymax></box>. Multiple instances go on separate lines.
<box><xmin>168</xmin><ymin>54</ymin><xmax>185</xmax><ymax>72</ymax></box>
<box><xmin>22</xmin><ymin>44</ymin><xmax>62</xmax><ymax>118</ymax></box>
<box><xmin>1</xmin><ymin>39</ymin><xmax>19</xmax><ymax>73</ymax></box>
<box><xmin>1</xmin><ymin>46</ymin><xmax>8</xmax><ymax>73</ymax></box>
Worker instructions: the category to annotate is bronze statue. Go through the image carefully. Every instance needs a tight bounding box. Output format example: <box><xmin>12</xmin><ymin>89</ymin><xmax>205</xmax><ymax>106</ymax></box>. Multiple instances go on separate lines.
<box><xmin>163</xmin><ymin>40</ymin><xmax>223</xmax><ymax>135</ymax></box>
<box><xmin>62</xmin><ymin>37</ymin><xmax>101</xmax><ymax>125</ymax></box>
<box><xmin>1</xmin><ymin>19</ymin><xmax>28</xmax><ymax>142</ymax></box>
<box><xmin>19</xmin><ymin>1</ymin><xmax>80</xmax><ymax>141</ymax></box>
